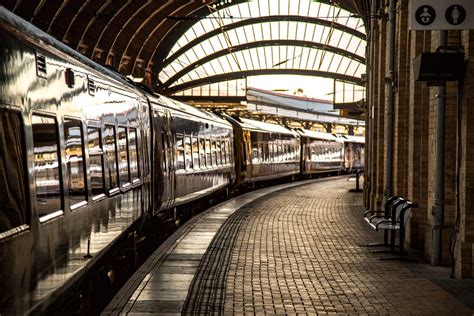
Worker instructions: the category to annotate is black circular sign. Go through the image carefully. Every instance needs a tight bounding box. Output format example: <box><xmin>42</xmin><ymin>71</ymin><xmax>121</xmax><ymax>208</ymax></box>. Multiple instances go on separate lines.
<box><xmin>445</xmin><ymin>5</ymin><xmax>466</xmax><ymax>25</ymax></box>
<box><xmin>415</xmin><ymin>5</ymin><xmax>436</xmax><ymax>26</ymax></box>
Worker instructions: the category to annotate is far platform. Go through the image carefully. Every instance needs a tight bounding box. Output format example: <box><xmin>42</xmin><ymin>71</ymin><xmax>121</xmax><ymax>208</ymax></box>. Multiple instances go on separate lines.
<box><xmin>103</xmin><ymin>176</ymin><xmax>474</xmax><ymax>315</ymax></box>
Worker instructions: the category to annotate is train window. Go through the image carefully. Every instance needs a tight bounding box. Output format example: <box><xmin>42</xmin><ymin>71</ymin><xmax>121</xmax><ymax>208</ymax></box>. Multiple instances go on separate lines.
<box><xmin>199</xmin><ymin>138</ymin><xmax>206</xmax><ymax>168</ymax></box>
<box><xmin>228</xmin><ymin>140</ymin><xmax>233</xmax><ymax>164</ymax></box>
<box><xmin>104</xmin><ymin>126</ymin><xmax>119</xmax><ymax>193</ymax></box>
<box><xmin>0</xmin><ymin>110</ymin><xmax>28</xmax><ymax>234</ymax></box>
<box><xmin>87</xmin><ymin>127</ymin><xmax>105</xmax><ymax>198</ymax></box>
<box><xmin>262</xmin><ymin>142</ymin><xmax>268</xmax><ymax>162</ymax></box>
<box><xmin>221</xmin><ymin>140</ymin><xmax>226</xmax><ymax>165</ymax></box>
<box><xmin>216</xmin><ymin>140</ymin><xmax>222</xmax><ymax>165</ymax></box>
<box><xmin>205</xmin><ymin>139</ymin><xmax>211</xmax><ymax>167</ymax></box>
<box><xmin>176</xmin><ymin>134</ymin><xmax>185</xmax><ymax>170</ymax></box>
<box><xmin>118</xmin><ymin>127</ymin><xmax>130</xmax><ymax>188</ymax></box>
<box><xmin>129</xmin><ymin>127</ymin><xmax>140</xmax><ymax>183</ymax></box>
<box><xmin>64</xmin><ymin>118</ymin><xmax>87</xmax><ymax>208</ymax></box>
<box><xmin>252</xmin><ymin>143</ymin><xmax>259</xmax><ymax>164</ymax></box>
<box><xmin>192</xmin><ymin>137</ymin><xmax>199</xmax><ymax>168</ymax></box>
<box><xmin>141</xmin><ymin>129</ymin><xmax>149</xmax><ymax>177</ymax></box>
<box><xmin>223</xmin><ymin>141</ymin><xmax>229</xmax><ymax>164</ymax></box>
<box><xmin>258</xmin><ymin>143</ymin><xmax>263</xmax><ymax>162</ymax></box>
<box><xmin>32</xmin><ymin>114</ymin><xmax>62</xmax><ymax>220</ymax></box>
<box><xmin>211</xmin><ymin>139</ymin><xmax>217</xmax><ymax>166</ymax></box>
<box><xmin>184</xmin><ymin>136</ymin><xmax>193</xmax><ymax>170</ymax></box>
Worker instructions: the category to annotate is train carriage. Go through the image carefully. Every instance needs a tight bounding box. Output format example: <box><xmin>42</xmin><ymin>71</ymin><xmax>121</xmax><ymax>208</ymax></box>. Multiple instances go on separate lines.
<box><xmin>341</xmin><ymin>135</ymin><xmax>365</xmax><ymax>172</ymax></box>
<box><xmin>298</xmin><ymin>129</ymin><xmax>345</xmax><ymax>175</ymax></box>
<box><xmin>148</xmin><ymin>95</ymin><xmax>235</xmax><ymax>220</ymax></box>
<box><xmin>0</xmin><ymin>7</ymin><xmax>153</xmax><ymax>314</ymax></box>
<box><xmin>226</xmin><ymin>116</ymin><xmax>300</xmax><ymax>187</ymax></box>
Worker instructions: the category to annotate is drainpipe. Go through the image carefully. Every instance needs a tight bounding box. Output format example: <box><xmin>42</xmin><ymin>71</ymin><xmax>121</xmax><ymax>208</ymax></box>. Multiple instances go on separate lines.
<box><xmin>384</xmin><ymin>0</ymin><xmax>396</xmax><ymax>200</ymax></box>
<box><xmin>432</xmin><ymin>31</ymin><xmax>447</xmax><ymax>266</ymax></box>
<box><xmin>366</xmin><ymin>0</ymin><xmax>377</xmax><ymax>211</ymax></box>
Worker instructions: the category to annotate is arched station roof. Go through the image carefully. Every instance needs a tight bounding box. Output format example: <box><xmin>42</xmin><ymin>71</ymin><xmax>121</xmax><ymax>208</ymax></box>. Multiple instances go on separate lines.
<box><xmin>1</xmin><ymin>0</ymin><xmax>369</xmax><ymax>98</ymax></box>
<box><xmin>160</xmin><ymin>0</ymin><xmax>366</xmax><ymax>96</ymax></box>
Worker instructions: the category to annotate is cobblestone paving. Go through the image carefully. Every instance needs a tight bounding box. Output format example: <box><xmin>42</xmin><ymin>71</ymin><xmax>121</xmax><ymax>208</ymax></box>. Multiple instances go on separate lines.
<box><xmin>187</xmin><ymin>178</ymin><xmax>474</xmax><ymax>315</ymax></box>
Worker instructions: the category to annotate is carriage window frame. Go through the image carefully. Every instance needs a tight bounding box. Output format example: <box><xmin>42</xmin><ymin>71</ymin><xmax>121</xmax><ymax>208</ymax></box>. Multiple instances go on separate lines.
<box><xmin>221</xmin><ymin>140</ymin><xmax>226</xmax><ymax>165</ymax></box>
<box><xmin>184</xmin><ymin>135</ymin><xmax>193</xmax><ymax>170</ymax></box>
<box><xmin>176</xmin><ymin>134</ymin><xmax>185</xmax><ymax>171</ymax></box>
<box><xmin>225</xmin><ymin>140</ymin><xmax>229</xmax><ymax>164</ymax></box>
<box><xmin>216</xmin><ymin>139</ymin><xmax>222</xmax><ymax>166</ymax></box>
<box><xmin>32</xmin><ymin>113</ymin><xmax>64</xmax><ymax>223</ymax></box>
<box><xmin>117</xmin><ymin>126</ymin><xmax>131</xmax><ymax>190</ymax></box>
<box><xmin>211</xmin><ymin>139</ymin><xmax>217</xmax><ymax>167</ymax></box>
<box><xmin>205</xmin><ymin>138</ymin><xmax>211</xmax><ymax>167</ymax></box>
<box><xmin>192</xmin><ymin>136</ymin><xmax>200</xmax><ymax>169</ymax></box>
<box><xmin>128</xmin><ymin>127</ymin><xmax>140</xmax><ymax>184</ymax></box>
<box><xmin>199</xmin><ymin>137</ymin><xmax>206</xmax><ymax>168</ymax></box>
<box><xmin>63</xmin><ymin>117</ymin><xmax>88</xmax><ymax>210</ymax></box>
<box><xmin>87</xmin><ymin>125</ymin><xmax>106</xmax><ymax>201</ymax></box>
<box><xmin>104</xmin><ymin>125</ymin><xmax>119</xmax><ymax>195</ymax></box>
<box><xmin>0</xmin><ymin>109</ymin><xmax>30</xmax><ymax>237</ymax></box>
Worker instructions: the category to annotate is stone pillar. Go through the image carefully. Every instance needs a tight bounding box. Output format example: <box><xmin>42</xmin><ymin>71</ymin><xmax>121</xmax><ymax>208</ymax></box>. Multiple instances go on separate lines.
<box><xmin>393</xmin><ymin>0</ymin><xmax>409</xmax><ymax>199</ymax></box>
<box><xmin>370</xmin><ymin>13</ymin><xmax>387</xmax><ymax>212</ymax></box>
<box><xmin>425</xmin><ymin>31</ymin><xmax>460</xmax><ymax>265</ymax></box>
<box><xmin>455</xmin><ymin>30</ymin><xmax>474</xmax><ymax>278</ymax></box>
<box><xmin>407</xmin><ymin>28</ymin><xmax>430</xmax><ymax>250</ymax></box>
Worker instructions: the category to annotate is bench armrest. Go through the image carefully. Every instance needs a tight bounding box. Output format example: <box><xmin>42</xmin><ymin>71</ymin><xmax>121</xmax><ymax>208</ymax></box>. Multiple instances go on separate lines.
<box><xmin>375</xmin><ymin>219</ymin><xmax>397</xmax><ymax>230</ymax></box>
<box><xmin>363</xmin><ymin>210</ymin><xmax>383</xmax><ymax>217</ymax></box>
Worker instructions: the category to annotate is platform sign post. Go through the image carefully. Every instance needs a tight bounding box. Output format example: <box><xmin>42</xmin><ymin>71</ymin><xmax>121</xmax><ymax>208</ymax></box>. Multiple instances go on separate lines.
<box><xmin>410</xmin><ymin>0</ymin><xmax>474</xmax><ymax>30</ymax></box>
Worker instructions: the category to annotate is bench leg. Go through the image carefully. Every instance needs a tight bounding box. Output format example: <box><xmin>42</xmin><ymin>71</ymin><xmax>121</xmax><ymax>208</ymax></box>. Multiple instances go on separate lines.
<box><xmin>379</xmin><ymin>227</ymin><xmax>415</xmax><ymax>261</ymax></box>
<box><xmin>367</xmin><ymin>230</ymin><xmax>398</xmax><ymax>253</ymax></box>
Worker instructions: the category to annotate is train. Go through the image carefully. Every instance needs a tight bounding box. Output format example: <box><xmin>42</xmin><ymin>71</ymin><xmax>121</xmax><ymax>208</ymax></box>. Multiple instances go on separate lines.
<box><xmin>0</xmin><ymin>6</ymin><xmax>364</xmax><ymax>314</ymax></box>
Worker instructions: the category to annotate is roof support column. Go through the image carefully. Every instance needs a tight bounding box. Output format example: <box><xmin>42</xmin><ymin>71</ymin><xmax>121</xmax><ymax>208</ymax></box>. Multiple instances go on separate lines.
<box><xmin>365</xmin><ymin>0</ymin><xmax>378</xmax><ymax>210</ymax></box>
<box><xmin>384</xmin><ymin>0</ymin><xmax>396</xmax><ymax>201</ymax></box>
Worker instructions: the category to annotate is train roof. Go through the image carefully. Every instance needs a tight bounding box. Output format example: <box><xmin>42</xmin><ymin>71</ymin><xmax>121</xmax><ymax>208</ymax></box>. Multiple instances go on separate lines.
<box><xmin>227</xmin><ymin>116</ymin><xmax>299</xmax><ymax>136</ymax></box>
<box><xmin>297</xmin><ymin>129</ymin><xmax>339</xmax><ymax>141</ymax></box>
<box><xmin>339</xmin><ymin>135</ymin><xmax>365</xmax><ymax>143</ymax></box>
<box><xmin>148</xmin><ymin>93</ymin><xmax>231</xmax><ymax>126</ymax></box>
<box><xmin>0</xmin><ymin>6</ymin><xmax>232</xmax><ymax>128</ymax></box>
<box><xmin>0</xmin><ymin>6</ymin><xmax>138</xmax><ymax>90</ymax></box>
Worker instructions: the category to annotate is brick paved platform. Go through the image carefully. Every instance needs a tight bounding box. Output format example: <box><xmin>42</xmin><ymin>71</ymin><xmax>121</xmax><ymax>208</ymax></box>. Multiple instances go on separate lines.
<box><xmin>103</xmin><ymin>177</ymin><xmax>474</xmax><ymax>315</ymax></box>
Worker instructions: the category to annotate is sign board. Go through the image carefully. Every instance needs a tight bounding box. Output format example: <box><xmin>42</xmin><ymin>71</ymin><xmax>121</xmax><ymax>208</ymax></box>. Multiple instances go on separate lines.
<box><xmin>410</xmin><ymin>0</ymin><xmax>474</xmax><ymax>30</ymax></box>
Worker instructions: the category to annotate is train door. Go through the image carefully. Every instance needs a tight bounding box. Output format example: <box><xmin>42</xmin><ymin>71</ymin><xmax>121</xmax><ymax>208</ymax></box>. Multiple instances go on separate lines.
<box><xmin>163</xmin><ymin>110</ymin><xmax>175</xmax><ymax>210</ymax></box>
<box><xmin>151</xmin><ymin>109</ymin><xmax>165</xmax><ymax>215</ymax></box>
<box><xmin>243</xmin><ymin>129</ymin><xmax>252</xmax><ymax>177</ymax></box>
<box><xmin>151</xmin><ymin>108</ymin><xmax>175</xmax><ymax>215</ymax></box>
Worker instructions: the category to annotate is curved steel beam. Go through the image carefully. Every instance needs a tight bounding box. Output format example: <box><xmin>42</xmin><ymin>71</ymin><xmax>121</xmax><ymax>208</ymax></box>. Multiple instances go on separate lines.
<box><xmin>163</xmin><ymin>15</ymin><xmax>366</xmax><ymax>69</ymax></box>
<box><xmin>162</xmin><ymin>39</ymin><xmax>365</xmax><ymax>88</ymax></box>
<box><xmin>164</xmin><ymin>69</ymin><xmax>363</xmax><ymax>94</ymax></box>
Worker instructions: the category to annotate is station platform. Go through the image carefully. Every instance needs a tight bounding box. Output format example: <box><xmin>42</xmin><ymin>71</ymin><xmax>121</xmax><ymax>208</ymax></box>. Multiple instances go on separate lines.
<box><xmin>102</xmin><ymin>177</ymin><xmax>474</xmax><ymax>315</ymax></box>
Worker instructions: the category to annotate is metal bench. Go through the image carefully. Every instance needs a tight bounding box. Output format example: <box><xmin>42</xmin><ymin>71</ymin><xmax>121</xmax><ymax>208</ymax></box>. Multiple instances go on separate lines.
<box><xmin>363</xmin><ymin>197</ymin><xmax>418</xmax><ymax>260</ymax></box>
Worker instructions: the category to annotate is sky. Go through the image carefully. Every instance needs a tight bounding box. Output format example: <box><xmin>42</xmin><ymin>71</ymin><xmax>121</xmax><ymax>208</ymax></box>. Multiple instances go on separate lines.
<box><xmin>248</xmin><ymin>74</ymin><xmax>335</xmax><ymax>101</ymax></box>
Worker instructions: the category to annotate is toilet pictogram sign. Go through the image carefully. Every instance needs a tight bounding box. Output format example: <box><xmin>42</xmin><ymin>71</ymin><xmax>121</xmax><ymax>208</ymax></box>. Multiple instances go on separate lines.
<box><xmin>445</xmin><ymin>5</ymin><xmax>466</xmax><ymax>25</ymax></box>
<box><xmin>411</xmin><ymin>0</ymin><xmax>474</xmax><ymax>30</ymax></box>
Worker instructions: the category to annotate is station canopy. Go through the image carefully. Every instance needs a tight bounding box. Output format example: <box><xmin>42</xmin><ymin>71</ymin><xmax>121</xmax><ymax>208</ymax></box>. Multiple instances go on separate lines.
<box><xmin>159</xmin><ymin>0</ymin><xmax>367</xmax><ymax>104</ymax></box>
<box><xmin>4</xmin><ymin>0</ymin><xmax>368</xmax><ymax>110</ymax></box>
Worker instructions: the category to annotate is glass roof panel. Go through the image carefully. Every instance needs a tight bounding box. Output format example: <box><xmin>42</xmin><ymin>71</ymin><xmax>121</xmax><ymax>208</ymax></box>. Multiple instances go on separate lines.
<box><xmin>160</xmin><ymin>0</ymin><xmax>365</xmax><ymax>95</ymax></box>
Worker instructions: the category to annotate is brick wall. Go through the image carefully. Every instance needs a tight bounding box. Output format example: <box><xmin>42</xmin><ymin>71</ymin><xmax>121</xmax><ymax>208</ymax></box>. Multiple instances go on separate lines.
<box><xmin>366</xmin><ymin>0</ymin><xmax>474</xmax><ymax>276</ymax></box>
